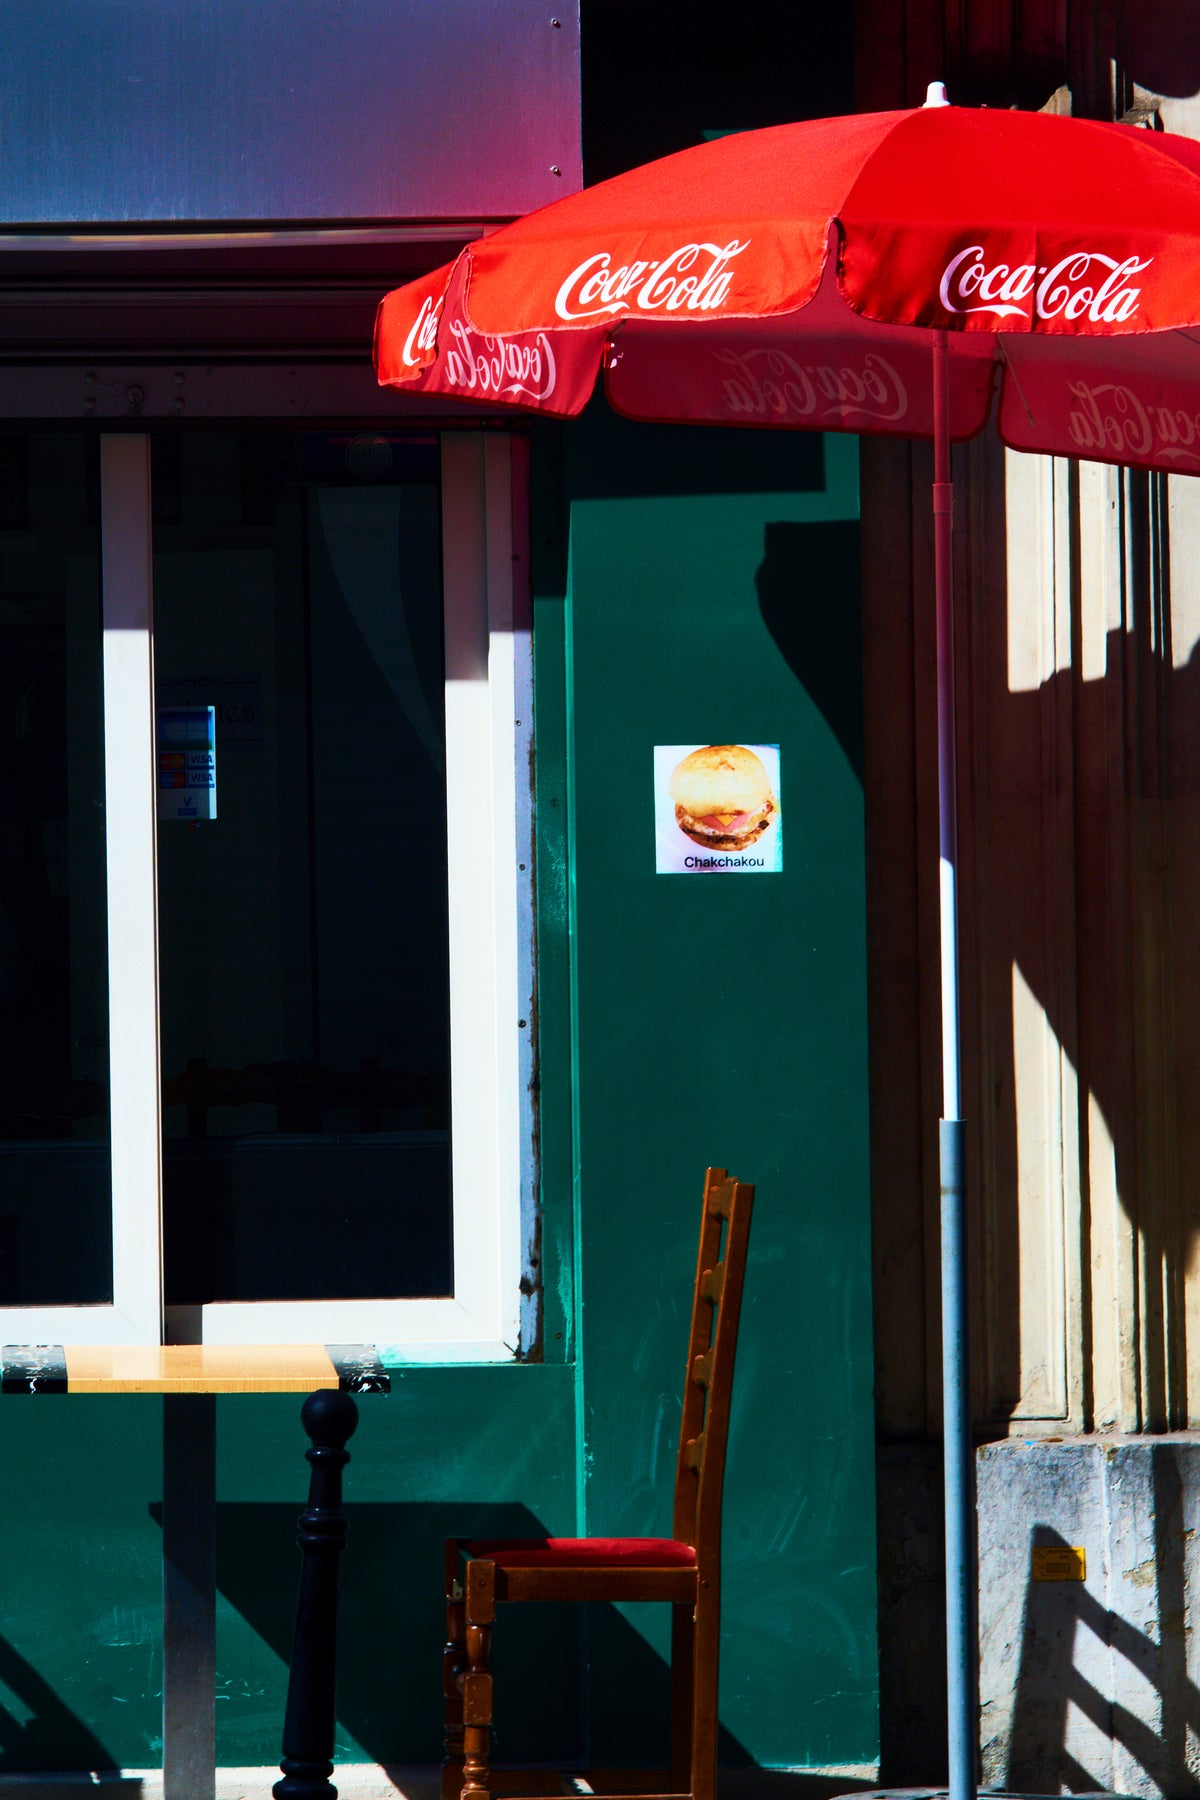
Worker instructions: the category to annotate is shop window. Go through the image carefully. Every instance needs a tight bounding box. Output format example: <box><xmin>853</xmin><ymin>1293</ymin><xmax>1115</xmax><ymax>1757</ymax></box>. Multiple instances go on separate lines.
<box><xmin>0</xmin><ymin>428</ymin><xmax>531</xmax><ymax>1357</ymax></box>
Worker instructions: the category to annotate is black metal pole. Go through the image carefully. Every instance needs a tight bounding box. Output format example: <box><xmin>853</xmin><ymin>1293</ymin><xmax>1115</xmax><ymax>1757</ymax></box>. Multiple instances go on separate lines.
<box><xmin>274</xmin><ymin>1388</ymin><xmax>359</xmax><ymax>1800</ymax></box>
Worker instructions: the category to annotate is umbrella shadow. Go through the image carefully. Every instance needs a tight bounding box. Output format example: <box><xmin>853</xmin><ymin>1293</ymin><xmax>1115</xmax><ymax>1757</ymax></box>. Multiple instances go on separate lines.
<box><xmin>837</xmin><ymin>433</ymin><xmax>1200</xmax><ymax>1438</ymax></box>
<box><xmin>755</xmin><ymin>520</ymin><xmax>863</xmax><ymax>783</ymax></box>
<box><xmin>760</xmin><ymin>448</ymin><xmax>1200</xmax><ymax>1776</ymax></box>
<box><xmin>957</xmin><ymin>454</ymin><xmax>1200</xmax><ymax>1434</ymax></box>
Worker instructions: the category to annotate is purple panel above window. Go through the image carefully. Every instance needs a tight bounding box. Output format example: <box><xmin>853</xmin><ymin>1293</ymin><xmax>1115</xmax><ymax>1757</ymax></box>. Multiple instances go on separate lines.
<box><xmin>0</xmin><ymin>0</ymin><xmax>581</xmax><ymax>225</ymax></box>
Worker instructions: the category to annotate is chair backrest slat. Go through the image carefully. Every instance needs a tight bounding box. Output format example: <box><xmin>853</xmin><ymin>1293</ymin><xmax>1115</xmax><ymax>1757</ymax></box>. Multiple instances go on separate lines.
<box><xmin>701</xmin><ymin>1265</ymin><xmax>724</xmax><ymax>1305</ymax></box>
<box><xmin>671</xmin><ymin>1167</ymin><xmax>754</xmax><ymax>1570</ymax></box>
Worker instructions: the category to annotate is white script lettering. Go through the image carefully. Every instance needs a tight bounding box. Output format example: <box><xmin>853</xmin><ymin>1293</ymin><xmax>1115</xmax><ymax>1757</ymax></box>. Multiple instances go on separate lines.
<box><xmin>1067</xmin><ymin>379</ymin><xmax>1200</xmax><ymax>465</ymax></box>
<box><xmin>715</xmin><ymin>348</ymin><xmax>910</xmax><ymax>426</ymax></box>
<box><xmin>401</xmin><ymin>294</ymin><xmax>444</xmax><ymax>367</ymax></box>
<box><xmin>555</xmin><ymin>240</ymin><xmax>750</xmax><ymax>321</ymax></box>
<box><xmin>939</xmin><ymin>246</ymin><xmax>1152</xmax><ymax>324</ymax></box>
<box><xmin>441</xmin><ymin>317</ymin><xmax>558</xmax><ymax>402</ymax></box>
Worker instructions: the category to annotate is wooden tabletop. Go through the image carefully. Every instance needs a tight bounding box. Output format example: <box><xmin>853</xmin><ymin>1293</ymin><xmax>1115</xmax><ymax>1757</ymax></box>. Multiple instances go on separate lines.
<box><xmin>0</xmin><ymin>1343</ymin><xmax>390</xmax><ymax>1394</ymax></box>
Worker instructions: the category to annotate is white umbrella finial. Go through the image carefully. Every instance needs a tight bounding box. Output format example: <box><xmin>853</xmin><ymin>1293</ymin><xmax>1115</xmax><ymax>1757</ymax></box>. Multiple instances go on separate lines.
<box><xmin>924</xmin><ymin>80</ymin><xmax>950</xmax><ymax>107</ymax></box>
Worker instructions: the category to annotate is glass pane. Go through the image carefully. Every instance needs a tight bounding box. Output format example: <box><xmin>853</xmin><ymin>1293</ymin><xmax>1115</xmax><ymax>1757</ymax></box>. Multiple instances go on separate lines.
<box><xmin>0</xmin><ymin>434</ymin><xmax>111</xmax><ymax>1305</ymax></box>
<box><xmin>155</xmin><ymin>431</ymin><xmax>452</xmax><ymax>1305</ymax></box>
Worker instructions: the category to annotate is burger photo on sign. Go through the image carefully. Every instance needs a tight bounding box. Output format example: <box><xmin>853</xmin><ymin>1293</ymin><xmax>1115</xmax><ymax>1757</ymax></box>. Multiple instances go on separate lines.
<box><xmin>653</xmin><ymin>743</ymin><xmax>782</xmax><ymax>874</ymax></box>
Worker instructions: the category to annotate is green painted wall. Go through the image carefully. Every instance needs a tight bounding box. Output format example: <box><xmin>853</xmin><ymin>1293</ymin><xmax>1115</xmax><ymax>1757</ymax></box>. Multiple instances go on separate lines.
<box><xmin>0</xmin><ymin>1374</ymin><xmax>579</xmax><ymax>1773</ymax></box>
<box><xmin>0</xmin><ymin>408</ymin><xmax>875</xmax><ymax>1779</ymax></box>
<box><xmin>549</xmin><ymin>406</ymin><xmax>877</xmax><ymax>1770</ymax></box>
<box><xmin>0</xmin><ymin>1399</ymin><xmax>163</xmax><ymax>1771</ymax></box>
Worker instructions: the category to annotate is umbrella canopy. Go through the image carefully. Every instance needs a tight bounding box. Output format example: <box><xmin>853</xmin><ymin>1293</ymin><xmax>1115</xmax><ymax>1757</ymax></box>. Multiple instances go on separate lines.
<box><xmin>377</xmin><ymin>101</ymin><xmax>1200</xmax><ymax>473</ymax></box>
<box><xmin>375</xmin><ymin>95</ymin><xmax>1200</xmax><ymax>1800</ymax></box>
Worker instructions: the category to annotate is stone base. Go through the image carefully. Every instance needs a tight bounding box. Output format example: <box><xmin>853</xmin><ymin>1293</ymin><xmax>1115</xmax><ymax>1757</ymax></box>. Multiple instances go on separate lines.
<box><xmin>978</xmin><ymin>1436</ymin><xmax>1200</xmax><ymax>1798</ymax></box>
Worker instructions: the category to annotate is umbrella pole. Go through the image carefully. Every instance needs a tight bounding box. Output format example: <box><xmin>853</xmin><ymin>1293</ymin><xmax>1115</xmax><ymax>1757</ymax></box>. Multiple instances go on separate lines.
<box><xmin>932</xmin><ymin>327</ymin><xmax>977</xmax><ymax>1800</ymax></box>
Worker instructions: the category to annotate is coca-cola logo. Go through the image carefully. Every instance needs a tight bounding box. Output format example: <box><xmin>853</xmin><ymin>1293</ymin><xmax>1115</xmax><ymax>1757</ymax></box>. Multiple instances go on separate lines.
<box><xmin>716</xmin><ymin>347</ymin><xmax>909</xmax><ymax>427</ymax></box>
<box><xmin>939</xmin><ymin>246</ymin><xmax>1152</xmax><ymax>323</ymax></box>
<box><xmin>440</xmin><ymin>317</ymin><xmax>557</xmax><ymax>402</ymax></box>
<box><xmin>400</xmin><ymin>293</ymin><xmax>555</xmax><ymax>402</ymax></box>
<box><xmin>402</xmin><ymin>294</ymin><xmax>443</xmax><ymax>367</ymax></box>
<box><xmin>555</xmin><ymin>240</ymin><xmax>749</xmax><ymax>322</ymax></box>
<box><xmin>1067</xmin><ymin>379</ymin><xmax>1200</xmax><ymax>465</ymax></box>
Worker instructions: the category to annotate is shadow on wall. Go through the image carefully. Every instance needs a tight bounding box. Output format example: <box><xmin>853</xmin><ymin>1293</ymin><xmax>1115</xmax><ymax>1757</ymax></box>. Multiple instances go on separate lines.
<box><xmin>855</xmin><ymin>428</ymin><xmax>1200</xmax><ymax>1437</ymax></box>
<box><xmin>963</xmin><ymin>482</ymin><xmax>1200</xmax><ymax>1433</ymax></box>
<box><xmin>0</xmin><ymin>1498</ymin><xmax>781</xmax><ymax>1780</ymax></box>
<box><xmin>756</xmin><ymin>520</ymin><xmax>864</xmax><ymax>784</ymax></box>
<box><xmin>1005</xmin><ymin>1495</ymin><xmax>1199</xmax><ymax>1794</ymax></box>
<box><xmin>905</xmin><ymin>0</ymin><xmax>1200</xmax><ymax>110</ymax></box>
<box><xmin>1125</xmin><ymin>0</ymin><xmax>1200</xmax><ymax>99</ymax></box>
<box><xmin>159</xmin><ymin>1501</ymin><xmax>766</xmax><ymax>1772</ymax></box>
<box><xmin>0</xmin><ymin>1630</ymin><xmax>124</xmax><ymax>1777</ymax></box>
<box><xmin>579</xmin><ymin>0</ymin><xmax>855</xmax><ymax>185</ymax></box>
<box><xmin>750</xmin><ymin>453</ymin><xmax>1200</xmax><ymax>1791</ymax></box>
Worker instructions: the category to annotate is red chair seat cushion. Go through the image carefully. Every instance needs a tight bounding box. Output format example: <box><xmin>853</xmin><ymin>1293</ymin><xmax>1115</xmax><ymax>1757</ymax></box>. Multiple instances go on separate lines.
<box><xmin>466</xmin><ymin>1536</ymin><xmax>697</xmax><ymax>1569</ymax></box>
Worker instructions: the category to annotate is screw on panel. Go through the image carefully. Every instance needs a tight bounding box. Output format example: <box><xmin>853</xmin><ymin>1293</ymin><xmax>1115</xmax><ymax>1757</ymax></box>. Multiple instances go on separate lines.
<box><xmin>550</xmin><ymin>165</ymin><xmax>561</xmax><ymax>175</ymax></box>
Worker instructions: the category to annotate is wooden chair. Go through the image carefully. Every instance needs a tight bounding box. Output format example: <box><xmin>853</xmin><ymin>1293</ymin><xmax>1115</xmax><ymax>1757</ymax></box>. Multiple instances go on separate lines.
<box><xmin>442</xmin><ymin>1167</ymin><xmax>755</xmax><ymax>1800</ymax></box>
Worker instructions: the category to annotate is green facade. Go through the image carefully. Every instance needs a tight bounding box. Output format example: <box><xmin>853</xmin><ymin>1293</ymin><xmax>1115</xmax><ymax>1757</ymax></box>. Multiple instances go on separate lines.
<box><xmin>0</xmin><ymin>409</ymin><xmax>875</xmax><ymax>1777</ymax></box>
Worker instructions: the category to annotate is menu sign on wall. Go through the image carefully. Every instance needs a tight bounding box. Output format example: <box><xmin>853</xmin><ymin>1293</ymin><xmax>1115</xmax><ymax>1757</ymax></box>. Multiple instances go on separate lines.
<box><xmin>654</xmin><ymin>743</ymin><xmax>782</xmax><ymax>873</ymax></box>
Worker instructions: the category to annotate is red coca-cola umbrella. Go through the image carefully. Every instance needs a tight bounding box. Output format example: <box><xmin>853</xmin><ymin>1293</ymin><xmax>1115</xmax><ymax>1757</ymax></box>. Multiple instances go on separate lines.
<box><xmin>375</xmin><ymin>88</ymin><xmax>1200</xmax><ymax>1800</ymax></box>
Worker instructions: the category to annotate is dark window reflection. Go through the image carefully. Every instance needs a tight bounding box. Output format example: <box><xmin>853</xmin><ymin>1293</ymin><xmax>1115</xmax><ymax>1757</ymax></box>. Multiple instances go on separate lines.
<box><xmin>156</xmin><ymin>432</ymin><xmax>452</xmax><ymax>1306</ymax></box>
<box><xmin>0</xmin><ymin>434</ymin><xmax>112</xmax><ymax>1305</ymax></box>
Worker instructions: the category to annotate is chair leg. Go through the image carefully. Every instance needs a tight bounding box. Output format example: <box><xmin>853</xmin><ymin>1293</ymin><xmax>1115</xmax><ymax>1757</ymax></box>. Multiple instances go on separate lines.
<box><xmin>460</xmin><ymin>1559</ymin><xmax>497</xmax><ymax>1800</ymax></box>
<box><xmin>443</xmin><ymin>1543</ymin><xmax>467</xmax><ymax>1800</ymax></box>
<box><xmin>670</xmin><ymin>1600</ymin><xmax>696</xmax><ymax>1795</ymax></box>
<box><xmin>689</xmin><ymin>1586</ymin><xmax>720</xmax><ymax>1800</ymax></box>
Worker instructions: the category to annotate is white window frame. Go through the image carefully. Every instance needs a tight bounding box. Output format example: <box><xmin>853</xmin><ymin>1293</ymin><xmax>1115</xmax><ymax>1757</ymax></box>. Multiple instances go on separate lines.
<box><xmin>0</xmin><ymin>428</ymin><xmax>530</xmax><ymax>1360</ymax></box>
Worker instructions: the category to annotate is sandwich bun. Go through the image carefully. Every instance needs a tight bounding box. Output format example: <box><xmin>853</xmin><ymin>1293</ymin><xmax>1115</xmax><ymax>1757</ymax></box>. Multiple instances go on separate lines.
<box><xmin>669</xmin><ymin>744</ymin><xmax>776</xmax><ymax>851</ymax></box>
